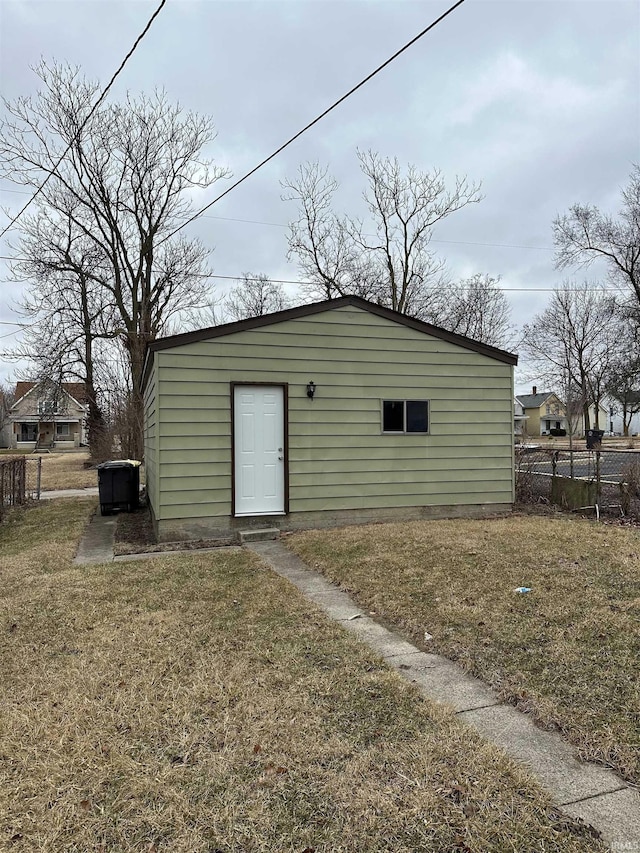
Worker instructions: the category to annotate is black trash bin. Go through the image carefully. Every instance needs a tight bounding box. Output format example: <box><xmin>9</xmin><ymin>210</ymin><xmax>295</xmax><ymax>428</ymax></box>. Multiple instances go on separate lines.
<box><xmin>586</xmin><ymin>429</ymin><xmax>605</xmax><ymax>450</ymax></box>
<box><xmin>97</xmin><ymin>460</ymin><xmax>141</xmax><ymax>515</ymax></box>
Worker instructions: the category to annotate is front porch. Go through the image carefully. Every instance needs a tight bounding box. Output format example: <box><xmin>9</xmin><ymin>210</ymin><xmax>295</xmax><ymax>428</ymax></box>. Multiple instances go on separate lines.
<box><xmin>12</xmin><ymin>419</ymin><xmax>83</xmax><ymax>450</ymax></box>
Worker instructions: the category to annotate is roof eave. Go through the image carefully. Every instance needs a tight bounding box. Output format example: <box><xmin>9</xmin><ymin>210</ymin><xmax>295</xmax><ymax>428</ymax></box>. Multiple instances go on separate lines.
<box><xmin>142</xmin><ymin>296</ymin><xmax>518</xmax><ymax>391</ymax></box>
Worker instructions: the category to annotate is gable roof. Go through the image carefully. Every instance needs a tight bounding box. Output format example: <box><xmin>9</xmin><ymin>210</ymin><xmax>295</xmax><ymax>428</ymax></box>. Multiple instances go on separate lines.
<box><xmin>516</xmin><ymin>392</ymin><xmax>558</xmax><ymax>409</ymax></box>
<box><xmin>143</xmin><ymin>296</ymin><xmax>517</xmax><ymax>388</ymax></box>
<box><xmin>13</xmin><ymin>381</ymin><xmax>88</xmax><ymax>409</ymax></box>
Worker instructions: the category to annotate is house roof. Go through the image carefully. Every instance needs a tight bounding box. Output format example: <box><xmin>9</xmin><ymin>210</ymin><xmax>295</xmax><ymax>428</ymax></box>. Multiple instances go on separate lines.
<box><xmin>143</xmin><ymin>295</ymin><xmax>518</xmax><ymax>389</ymax></box>
<box><xmin>516</xmin><ymin>392</ymin><xmax>557</xmax><ymax>409</ymax></box>
<box><xmin>13</xmin><ymin>381</ymin><xmax>88</xmax><ymax>408</ymax></box>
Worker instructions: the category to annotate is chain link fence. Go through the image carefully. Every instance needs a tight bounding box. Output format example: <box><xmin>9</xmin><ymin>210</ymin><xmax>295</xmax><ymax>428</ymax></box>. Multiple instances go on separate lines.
<box><xmin>0</xmin><ymin>456</ymin><xmax>43</xmax><ymax>521</ymax></box>
<box><xmin>516</xmin><ymin>445</ymin><xmax>640</xmax><ymax>519</ymax></box>
<box><xmin>25</xmin><ymin>456</ymin><xmax>43</xmax><ymax>500</ymax></box>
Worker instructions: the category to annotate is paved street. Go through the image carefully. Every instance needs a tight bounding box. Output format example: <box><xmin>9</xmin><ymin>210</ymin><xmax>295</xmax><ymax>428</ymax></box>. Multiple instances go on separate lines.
<box><xmin>521</xmin><ymin>450</ymin><xmax>639</xmax><ymax>484</ymax></box>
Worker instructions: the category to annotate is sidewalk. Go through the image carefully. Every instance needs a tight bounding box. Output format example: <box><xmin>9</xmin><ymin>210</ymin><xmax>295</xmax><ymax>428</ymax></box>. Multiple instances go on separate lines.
<box><xmin>41</xmin><ymin>486</ymin><xmax>99</xmax><ymax>500</ymax></box>
<box><xmin>247</xmin><ymin>539</ymin><xmax>640</xmax><ymax>851</ymax></box>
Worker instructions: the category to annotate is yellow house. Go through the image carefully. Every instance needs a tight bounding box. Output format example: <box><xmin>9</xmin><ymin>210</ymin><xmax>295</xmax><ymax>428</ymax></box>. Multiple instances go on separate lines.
<box><xmin>516</xmin><ymin>389</ymin><xmax>566</xmax><ymax>436</ymax></box>
<box><xmin>516</xmin><ymin>387</ymin><xmax>608</xmax><ymax>436</ymax></box>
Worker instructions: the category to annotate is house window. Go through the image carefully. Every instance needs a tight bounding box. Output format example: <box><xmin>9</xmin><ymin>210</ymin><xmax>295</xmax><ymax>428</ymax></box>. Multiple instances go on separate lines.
<box><xmin>38</xmin><ymin>399</ymin><xmax>59</xmax><ymax>415</ymax></box>
<box><xmin>56</xmin><ymin>423</ymin><xmax>70</xmax><ymax>436</ymax></box>
<box><xmin>382</xmin><ymin>400</ymin><xmax>429</xmax><ymax>434</ymax></box>
<box><xmin>20</xmin><ymin>423</ymin><xmax>37</xmax><ymax>441</ymax></box>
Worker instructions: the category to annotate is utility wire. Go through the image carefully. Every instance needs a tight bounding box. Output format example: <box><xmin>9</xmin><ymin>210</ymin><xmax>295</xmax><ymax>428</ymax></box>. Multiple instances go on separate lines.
<box><xmin>0</xmin><ymin>0</ymin><xmax>167</xmax><ymax>240</ymax></box>
<box><xmin>0</xmin><ymin>262</ymin><xmax>625</xmax><ymax>293</ymax></box>
<box><xmin>0</xmin><ymin>188</ymin><xmax>570</xmax><ymax>252</ymax></box>
<box><xmin>161</xmin><ymin>0</ymin><xmax>467</xmax><ymax>243</ymax></box>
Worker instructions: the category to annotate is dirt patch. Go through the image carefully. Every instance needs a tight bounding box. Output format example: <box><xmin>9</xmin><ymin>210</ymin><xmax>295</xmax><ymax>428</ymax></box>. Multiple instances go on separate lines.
<box><xmin>113</xmin><ymin>504</ymin><xmax>234</xmax><ymax>555</ymax></box>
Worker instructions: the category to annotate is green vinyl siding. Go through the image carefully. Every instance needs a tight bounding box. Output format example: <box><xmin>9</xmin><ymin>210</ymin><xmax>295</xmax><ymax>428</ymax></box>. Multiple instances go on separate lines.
<box><xmin>143</xmin><ymin>356</ymin><xmax>159</xmax><ymax>515</ymax></box>
<box><xmin>148</xmin><ymin>305</ymin><xmax>515</xmax><ymax>525</ymax></box>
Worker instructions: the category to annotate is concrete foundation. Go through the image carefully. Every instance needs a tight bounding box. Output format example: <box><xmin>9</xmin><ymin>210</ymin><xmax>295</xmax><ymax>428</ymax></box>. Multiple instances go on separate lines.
<box><xmin>152</xmin><ymin>502</ymin><xmax>513</xmax><ymax>543</ymax></box>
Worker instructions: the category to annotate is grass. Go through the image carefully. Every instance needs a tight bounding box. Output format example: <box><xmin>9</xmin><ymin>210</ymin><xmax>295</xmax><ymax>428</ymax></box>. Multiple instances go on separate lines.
<box><xmin>3</xmin><ymin>449</ymin><xmax>99</xmax><ymax>491</ymax></box>
<box><xmin>0</xmin><ymin>501</ymin><xmax>607</xmax><ymax>852</ymax></box>
<box><xmin>2</xmin><ymin>450</ymin><xmax>146</xmax><ymax>492</ymax></box>
<box><xmin>37</xmin><ymin>450</ymin><xmax>97</xmax><ymax>490</ymax></box>
<box><xmin>286</xmin><ymin>513</ymin><xmax>640</xmax><ymax>784</ymax></box>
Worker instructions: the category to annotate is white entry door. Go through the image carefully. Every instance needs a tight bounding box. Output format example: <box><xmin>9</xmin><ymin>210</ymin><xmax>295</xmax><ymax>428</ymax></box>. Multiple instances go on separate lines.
<box><xmin>234</xmin><ymin>385</ymin><xmax>285</xmax><ymax>516</ymax></box>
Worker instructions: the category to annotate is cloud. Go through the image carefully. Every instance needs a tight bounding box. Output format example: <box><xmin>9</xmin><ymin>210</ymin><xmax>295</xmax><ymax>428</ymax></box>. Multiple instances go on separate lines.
<box><xmin>449</xmin><ymin>51</ymin><xmax>618</xmax><ymax>127</ymax></box>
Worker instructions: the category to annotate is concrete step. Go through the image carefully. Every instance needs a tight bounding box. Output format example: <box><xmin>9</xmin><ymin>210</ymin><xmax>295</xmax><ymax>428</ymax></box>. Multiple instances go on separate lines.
<box><xmin>238</xmin><ymin>527</ymin><xmax>280</xmax><ymax>544</ymax></box>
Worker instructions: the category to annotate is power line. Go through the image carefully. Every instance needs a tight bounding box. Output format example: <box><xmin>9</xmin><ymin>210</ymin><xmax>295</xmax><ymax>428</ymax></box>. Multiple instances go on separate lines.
<box><xmin>0</xmin><ymin>261</ymin><xmax>620</xmax><ymax>293</ymax></box>
<box><xmin>199</xmin><ymin>274</ymin><xmax>622</xmax><ymax>293</ymax></box>
<box><xmin>0</xmin><ymin>326</ymin><xmax>30</xmax><ymax>341</ymax></box>
<box><xmin>160</xmin><ymin>0</ymin><xmax>467</xmax><ymax>244</ymax></box>
<box><xmin>0</xmin><ymin>0</ymin><xmax>167</xmax><ymax>241</ymax></box>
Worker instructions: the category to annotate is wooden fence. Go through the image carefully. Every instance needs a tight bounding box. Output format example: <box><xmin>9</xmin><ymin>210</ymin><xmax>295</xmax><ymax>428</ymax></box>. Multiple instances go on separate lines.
<box><xmin>0</xmin><ymin>456</ymin><xmax>27</xmax><ymax>520</ymax></box>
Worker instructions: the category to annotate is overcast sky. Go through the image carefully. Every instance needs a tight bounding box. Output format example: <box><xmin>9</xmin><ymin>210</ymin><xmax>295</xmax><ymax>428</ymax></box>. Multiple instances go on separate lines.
<box><xmin>0</xmin><ymin>0</ymin><xmax>638</xmax><ymax>390</ymax></box>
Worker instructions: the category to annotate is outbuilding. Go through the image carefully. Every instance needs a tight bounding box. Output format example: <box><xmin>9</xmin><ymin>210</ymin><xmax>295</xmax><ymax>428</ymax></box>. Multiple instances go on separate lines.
<box><xmin>142</xmin><ymin>296</ymin><xmax>518</xmax><ymax>542</ymax></box>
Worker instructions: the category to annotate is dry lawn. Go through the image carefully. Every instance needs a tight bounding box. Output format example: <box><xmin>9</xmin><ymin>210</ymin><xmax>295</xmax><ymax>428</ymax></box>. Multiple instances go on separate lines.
<box><xmin>37</xmin><ymin>451</ymin><xmax>97</xmax><ymax>491</ymax></box>
<box><xmin>25</xmin><ymin>452</ymin><xmax>145</xmax><ymax>492</ymax></box>
<box><xmin>0</xmin><ymin>501</ymin><xmax>606</xmax><ymax>852</ymax></box>
<box><xmin>287</xmin><ymin>513</ymin><xmax>640</xmax><ymax>784</ymax></box>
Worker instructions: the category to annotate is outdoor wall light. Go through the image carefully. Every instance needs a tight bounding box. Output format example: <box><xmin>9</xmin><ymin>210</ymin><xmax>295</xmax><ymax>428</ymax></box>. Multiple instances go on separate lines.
<box><xmin>306</xmin><ymin>381</ymin><xmax>316</xmax><ymax>400</ymax></box>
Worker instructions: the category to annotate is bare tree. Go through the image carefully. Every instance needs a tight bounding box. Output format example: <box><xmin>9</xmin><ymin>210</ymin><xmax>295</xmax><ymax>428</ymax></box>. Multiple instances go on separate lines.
<box><xmin>553</xmin><ymin>165</ymin><xmax>640</xmax><ymax>307</ymax></box>
<box><xmin>7</xmin><ymin>212</ymin><xmax>116</xmax><ymax>457</ymax></box>
<box><xmin>0</xmin><ymin>61</ymin><xmax>229</xmax><ymax>457</ymax></box>
<box><xmin>283</xmin><ymin>151</ymin><xmax>483</xmax><ymax>318</ymax></box>
<box><xmin>521</xmin><ymin>282</ymin><xmax>618</xmax><ymax>431</ymax></box>
<box><xmin>604</xmin><ymin>312</ymin><xmax>640</xmax><ymax>436</ymax></box>
<box><xmin>442</xmin><ymin>274</ymin><xmax>514</xmax><ymax>349</ymax></box>
<box><xmin>224</xmin><ymin>274</ymin><xmax>292</xmax><ymax>321</ymax></box>
<box><xmin>0</xmin><ymin>382</ymin><xmax>16</xmax><ymax>447</ymax></box>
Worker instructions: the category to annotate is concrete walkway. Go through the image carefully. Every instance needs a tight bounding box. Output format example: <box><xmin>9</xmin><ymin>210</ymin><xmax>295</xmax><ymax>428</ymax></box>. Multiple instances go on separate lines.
<box><xmin>73</xmin><ymin>509</ymin><xmax>116</xmax><ymax>564</ymax></box>
<box><xmin>41</xmin><ymin>486</ymin><xmax>99</xmax><ymax>500</ymax></box>
<box><xmin>247</xmin><ymin>539</ymin><xmax>640</xmax><ymax>851</ymax></box>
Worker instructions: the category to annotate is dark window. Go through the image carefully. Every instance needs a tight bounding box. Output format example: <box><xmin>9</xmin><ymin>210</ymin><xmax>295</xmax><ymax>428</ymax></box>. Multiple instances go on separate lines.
<box><xmin>406</xmin><ymin>400</ymin><xmax>428</xmax><ymax>433</ymax></box>
<box><xmin>20</xmin><ymin>423</ymin><xmax>37</xmax><ymax>441</ymax></box>
<box><xmin>382</xmin><ymin>400</ymin><xmax>429</xmax><ymax>434</ymax></box>
<box><xmin>383</xmin><ymin>400</ymin><xmax>404</xmax><ymax>432</ymax></box>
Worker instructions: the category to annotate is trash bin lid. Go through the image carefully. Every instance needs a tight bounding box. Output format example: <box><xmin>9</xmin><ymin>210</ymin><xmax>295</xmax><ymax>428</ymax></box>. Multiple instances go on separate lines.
<box><xmin>97</xmin><ymin>459</ymin><xmax>142</xmax><ymax>469</ymax></box>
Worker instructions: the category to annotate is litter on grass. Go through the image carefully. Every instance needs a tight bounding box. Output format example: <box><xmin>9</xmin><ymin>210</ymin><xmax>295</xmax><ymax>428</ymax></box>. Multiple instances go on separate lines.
<box><xmin>514</xmin><ymin>587</ymin><xmax>532</xmax><ymax>594</ymax></box>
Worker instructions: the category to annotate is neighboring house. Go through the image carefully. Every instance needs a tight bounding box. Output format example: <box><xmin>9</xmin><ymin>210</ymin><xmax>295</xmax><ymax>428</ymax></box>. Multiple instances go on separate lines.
<box><xmin>6</xmin><ymin>381</ymin><xmax>89</xmax><ymax>450</ymax></box>
<box><xmin>584</xmin><ymin>402</ymin><xmax>609</xmax><ymax>433</ymax></box>
<box><xmin>143</xmin><ymin>296</ymin><xmax>518</xmax><ymax>542</ymax></box>
<box><xmin>514</xmin><ymin>398</ymin><xmax>528</xmax><ymax>437</ymax></box>
<box><xmin>516</xmin><ymin>388</ymin><xmax>567</xmax><ymax>436</ymax></box>
<box><xmin>516</xmin><ymin>387</ymin><xmax>608</xmax><ymax>436</ymax></box>
<box><xmin>604</xmin><ymin>394</ymin><xmax>640</xmax><ymax>436</ymax></box>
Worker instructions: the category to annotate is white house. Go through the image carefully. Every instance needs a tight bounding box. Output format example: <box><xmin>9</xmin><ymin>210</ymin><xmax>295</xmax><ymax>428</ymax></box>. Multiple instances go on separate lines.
<box><xmin>5</xmin><ymin>381</ymin><xmax>88</xmax><ymax>450</ymax></box>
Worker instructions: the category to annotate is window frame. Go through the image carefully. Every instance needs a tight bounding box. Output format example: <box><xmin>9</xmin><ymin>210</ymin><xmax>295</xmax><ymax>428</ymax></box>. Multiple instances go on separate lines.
<box><xmin>38</xmin><ymin>399</ymin><xmax>59</xmax><ymax>415</ymax></box>
<box><xmin>20</xmin><ymin>423</ymin><xmax>38</xmax><ymax>441</ymax></box>
<box><xmin>381</xmin><ymin>399</ymin><xmax>430</xmax><ymax>435</ymax></box>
